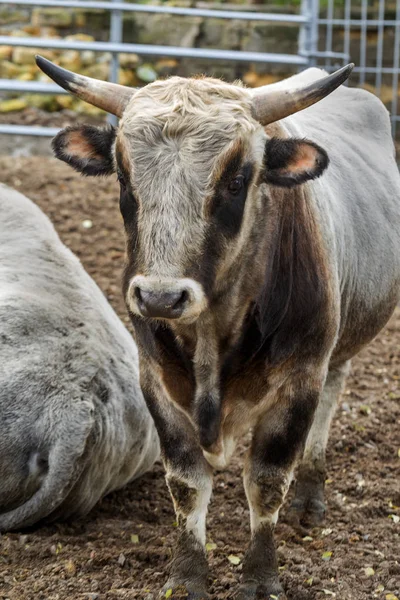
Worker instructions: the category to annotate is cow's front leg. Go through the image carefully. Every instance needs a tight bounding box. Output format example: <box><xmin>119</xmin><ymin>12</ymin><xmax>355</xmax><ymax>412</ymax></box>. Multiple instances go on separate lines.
<box><xmin>162</xmin><ymin>462</ymin><xmax>212</xmax><ymax>600</ymax></box>
<box><xmin>143</xmin><ymin>380</ymin><xmax>212</xmax><ymax>600</ymax></box>
<box><xmin>236</xmin><ymin>385</ymin><xmax>320</xmax><ymax>600</ymax></box>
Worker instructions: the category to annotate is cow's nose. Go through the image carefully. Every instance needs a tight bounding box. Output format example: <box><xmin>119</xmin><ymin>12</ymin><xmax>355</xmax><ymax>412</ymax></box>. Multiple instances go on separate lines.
<box><xmin>134</xmin><ymin>287</ymin><xmax>188</xmax><ymax>319</ymax></box>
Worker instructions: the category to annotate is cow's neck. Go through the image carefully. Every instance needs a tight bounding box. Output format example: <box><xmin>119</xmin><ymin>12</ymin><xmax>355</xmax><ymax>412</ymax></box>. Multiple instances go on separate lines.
<box><xmin>173</xmin><ymin>181</ymin><xmax>332</xmax><ymax>379</ymax></box>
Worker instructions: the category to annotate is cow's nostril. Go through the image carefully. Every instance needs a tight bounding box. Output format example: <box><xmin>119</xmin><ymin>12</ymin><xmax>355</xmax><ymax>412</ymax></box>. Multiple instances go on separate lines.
<box><xmin>174</xmin><ymin>290</ymin><xmax>188</xmax><ymax>309</ymax></box>
<box><xmin>134</xmin><ymin>288</ymin><xmax>189</xmax><ymax>319</ymax></box>
<box><xmin>134</xmin><ymin>286</ymin><xmax>142</xmax><ymax>303</ymax></box>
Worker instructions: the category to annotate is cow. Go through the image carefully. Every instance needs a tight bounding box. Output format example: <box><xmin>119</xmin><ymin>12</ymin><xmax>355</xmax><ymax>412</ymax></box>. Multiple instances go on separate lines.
<box><xmin>36</xmin><ymin>55</ymin><xmax>400</xmax><ymax>600</ymax></box>
<box><xmin>0</xmin><ymin>183</ymin><xmax>159</xmax><ymax>531</ymax></box>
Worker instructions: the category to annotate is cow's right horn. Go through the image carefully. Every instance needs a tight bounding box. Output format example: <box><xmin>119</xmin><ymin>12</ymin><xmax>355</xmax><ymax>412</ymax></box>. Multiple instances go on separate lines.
<box><xmin>36</xmin><ymin>55</ymin><xmax>135</xmax><ymax>117</ymax></box>
<box><xmin>251</xmin><ymin>63</ymin><xmax>354</xmax><ymax>125</ymax></box>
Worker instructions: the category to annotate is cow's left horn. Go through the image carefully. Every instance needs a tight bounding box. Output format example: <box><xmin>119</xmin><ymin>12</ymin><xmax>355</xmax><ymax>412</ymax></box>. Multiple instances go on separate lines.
<box><xmin>35</xmin><ymin>55</ymin><xmax>135</xmax><ymax>117</ymax></box>
<box><xmin>251</xmin><ymin>63</ymin><xmax>354</xmax><ymax>125</ymax></box>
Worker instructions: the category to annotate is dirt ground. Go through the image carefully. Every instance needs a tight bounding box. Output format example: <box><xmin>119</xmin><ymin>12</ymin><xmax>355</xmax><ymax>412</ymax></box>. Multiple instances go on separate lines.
<box><xmin>0</xmin><ymin>155</ymin><xmax>399</xmax><ymax>600</ymax></box>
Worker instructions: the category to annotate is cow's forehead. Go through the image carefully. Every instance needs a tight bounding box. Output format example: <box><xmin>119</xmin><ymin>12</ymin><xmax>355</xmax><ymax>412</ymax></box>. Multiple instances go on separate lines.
<box><xmin>117</xmin><ymin>77</ymin><xmax>262</xmax><ymax>199</ymax></box>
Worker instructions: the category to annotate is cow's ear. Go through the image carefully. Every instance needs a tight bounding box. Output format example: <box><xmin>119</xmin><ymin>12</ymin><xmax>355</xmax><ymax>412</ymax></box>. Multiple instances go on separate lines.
<box><xmin>52</xmin><ymin>124</ymin><xmax>116</xmax><ymax>176</ymax></box>
<box><xmin>264</xmin><ymin>137</ymin><xmax>329</xmax><ymax>188</ymax></box>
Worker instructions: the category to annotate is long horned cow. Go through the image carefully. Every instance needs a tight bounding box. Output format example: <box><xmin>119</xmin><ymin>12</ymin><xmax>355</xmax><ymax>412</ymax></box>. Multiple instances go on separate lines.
<box><xmin>37</xmin><ymin>54</ymin><xmax>400</xmax><ymax>600</ymax></box>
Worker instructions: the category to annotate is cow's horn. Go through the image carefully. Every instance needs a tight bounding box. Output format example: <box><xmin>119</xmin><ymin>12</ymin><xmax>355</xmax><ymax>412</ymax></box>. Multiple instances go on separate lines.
<box><xmin>251</xmin><ymin>63</ymin><xmax>354</xmax><ymax>125</ymax></box>
<box><xmin>35</xmin><ymin>55</ymin><xmax>135</xmax><ymax>117</ymax></box>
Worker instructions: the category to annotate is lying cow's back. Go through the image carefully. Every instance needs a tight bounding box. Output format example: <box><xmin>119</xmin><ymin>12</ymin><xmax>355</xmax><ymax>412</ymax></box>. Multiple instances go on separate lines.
<box><xmin>0</xmin><ymin>184</ymin><xmax>159</xmax><ymax>530</ymax></box>
<box><xmin>281</xmin><ymin>81</ymin><xmax>400</xmax><ymax>361</ymax></box>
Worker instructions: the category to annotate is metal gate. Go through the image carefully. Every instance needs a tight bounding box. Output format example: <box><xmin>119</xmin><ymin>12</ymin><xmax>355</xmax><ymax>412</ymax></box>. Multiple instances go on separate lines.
<box><xmin>315</xmin><ymin>0</ymin><xmax>400</xmax><ymax>137</ymax></box>
<box><xmin>0</xmin><ymin>0</ymin><xmax>398</xmax><ymax>137</ymax></box>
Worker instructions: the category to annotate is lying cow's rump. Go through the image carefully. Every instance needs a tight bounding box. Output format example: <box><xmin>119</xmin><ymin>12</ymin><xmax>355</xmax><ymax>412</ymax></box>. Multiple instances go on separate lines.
<box><xmin>0</xmin><ymin>184</ymin><xmax>159</xmax><ymax>531</ymax></box>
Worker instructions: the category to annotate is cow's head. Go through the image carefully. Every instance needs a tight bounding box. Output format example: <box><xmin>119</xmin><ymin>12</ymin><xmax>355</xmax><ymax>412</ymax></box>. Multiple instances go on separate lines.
<box><xmin>37</xmin><ymin>57</ymin><xmax>353</xmax><ymax>324</ymax></box>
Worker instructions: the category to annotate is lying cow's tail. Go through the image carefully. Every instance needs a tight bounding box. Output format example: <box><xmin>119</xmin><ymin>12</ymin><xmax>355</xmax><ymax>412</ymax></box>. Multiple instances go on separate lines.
<box><xmin>0</xmin><ymin>399</ymin><xmax>94</xmax><ymax>532</ymax></box>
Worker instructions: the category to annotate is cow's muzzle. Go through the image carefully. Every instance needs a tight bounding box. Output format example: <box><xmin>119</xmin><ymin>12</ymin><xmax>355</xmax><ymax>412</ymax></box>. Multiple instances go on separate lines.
<box><xmin>127</xmin><ymin>276</ymin><xmax>207</xmax><ymax>321</ymax></box>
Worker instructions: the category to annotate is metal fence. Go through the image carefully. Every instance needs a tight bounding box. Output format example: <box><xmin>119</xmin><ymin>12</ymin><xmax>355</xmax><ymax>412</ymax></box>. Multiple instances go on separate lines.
<box><xmin>316</xmin><ymin>0</ymin><xmax>400</xmax><ymax>136</ymax></box>
<box><xmin>0</xmin><ymin>0</ymin><xmax>398</xmax><ymax>137</ymax></box>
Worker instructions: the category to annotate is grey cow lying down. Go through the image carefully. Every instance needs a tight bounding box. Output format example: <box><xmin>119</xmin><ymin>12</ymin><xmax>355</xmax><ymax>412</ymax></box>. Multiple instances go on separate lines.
<box><xmin>0</xmin><ymin>184</ymin><xmax>159</xmax><ymax>531</ymax></box>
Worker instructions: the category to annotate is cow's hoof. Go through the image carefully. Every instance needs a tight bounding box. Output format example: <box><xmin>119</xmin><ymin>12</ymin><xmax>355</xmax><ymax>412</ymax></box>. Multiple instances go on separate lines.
<box><xmin>159</xmin><ymin>581</ymin><xmax>209</xmax><ymax>600</ymax></box>
<box><xmin>234</xmin><ymin>579</ymin><xmax>287</xmax><ymax>600</ymax></box>
<box><xmin>287</xmin><ymin>496</ymin><xmax>326</xmax><ymax>529</ymax></box>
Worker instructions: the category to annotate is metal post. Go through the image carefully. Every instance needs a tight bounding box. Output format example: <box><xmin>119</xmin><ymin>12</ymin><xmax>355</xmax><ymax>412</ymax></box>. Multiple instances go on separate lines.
<box><xmin>300</xmin><ymin>0</ymin><xmax>319</xmax><ymax>68</ymax></box>
<box><xmin>375</xmin><ymin>0</ymin><xmax>385</xmax><ymax>97</ymax></box>
<box><xmin>391</xmin><ymin>0</ymin><xmax>400</xmax><ymax>137</ymax></box>
<box><xmin>359</xmin><ymin>0</ymin><xmax>368</xmax><ymax>86</ymax></box>
<box><xmin>343</xmin><ymin>0</ymin><xmax>351</xmax><ymax>66</ymax></box>
<box><xmin>325</xmin><ymin>0</ymin><xmax>334</xmax><ymax>71</ymax></box>
<box><xmin>108</xmin><ymin>0</ymin><xmax>122</xmax><ymax>126</ymax></box>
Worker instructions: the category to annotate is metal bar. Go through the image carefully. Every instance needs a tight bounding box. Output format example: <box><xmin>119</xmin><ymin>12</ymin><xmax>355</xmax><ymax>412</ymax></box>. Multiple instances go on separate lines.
<box><xmin>318</xmin><ymin>19</ymin><xmax>399</xmax><ymax>27</ymax></box>
<box><xmin>0</xmin><ymin>80</ymin><xmax>68</xmax><ymax>93</ymax></box>
<box><xmin>0</xmin><ymin>36</ymin><xmax>309</xmax><ymax>65</ymax></box>
<box><xmin>320</xmin><ymin>66</ymin><xmax>400</xmax><ymax>75</ymax></box>
<box><xmin>309</xmin><ymin>50</ymin><xmax>348</xmax><ymax>59</ymax></box>
<box><xmin>4</xmin><ymin>116</ymin><xmax>397</xmax><ymax>139</ymax></box>
<box><xmin>0</xmin><ymin>124</ymin><xmax>60</xmax><ymax>136</ymax></box>
<box><xmin>391</xmin><ymin>0</ymin><xmax>400</xmax><ymax>136</ymax></box>
<box><xmin>0</xmin><ymin>0</ymin><xmax>308</xmax><ymax>23</ymax></box>
<box><xmin>303</xmin><ymin>0</ymin><xmax>320</xmax><ymax>67</ymax></box>
<box><xmin>359</xmin><ymin>0</ymin><xmax>368</xmax><ymax>86</ymax></box>
<box><xmin>343</xmin><ymin>0</ymin><xmax>351</xmax><ymax>65</ymax></box>
<box><xmin>375</xmin><ymin>0</ymin><xmax>385</xmax><ymax>96</ymax></box>
<box><xmin>325</xmin><ymin>0</ymin><xmax>334</xmax><ymax>70</ymax></box>
<box><xmin>108</xmin><ymin>0</ymin><xmax>122</xmax><ymax>126</ymax></box>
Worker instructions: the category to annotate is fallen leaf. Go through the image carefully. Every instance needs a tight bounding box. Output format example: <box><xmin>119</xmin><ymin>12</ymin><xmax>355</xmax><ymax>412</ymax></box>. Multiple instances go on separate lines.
<box><xmin>165</xmin><ymin>590</ymin><xmax>173</xmax><ymax>599</ymax></box>
<box><xmin>228</xmin><ymin>554</ymin><xmax>241</xmax><ymax>565</ymax></box>
<box><xmin>385</xmin><ymin>595</ymin><xmax>399</xmax><ymax>600</ymax></box>
<box><xmin>205</xmin><ymin>542</ymin><xmax>217</xmax><ymax>552</ymax></box>
<box><xmin>322</xmin><ymin>590</ymin><xmax>336</xmax><ymax>597</ymax></box>
<box><xmin>359</xmin><ymin>404</ymin><xmax>371</xmax><ymax>415</ymax></box>
<box><xmin>306</xmin><ymin>577</ymin><xmax>314</xmax><ymax>586</ymax></box>
<box><xmin>322</xmin><ymin>551</ymin><xmax>332</xmax><ymax>561</ymax></box>
<box><xmin>389</xmin><ymin>514</ymin><xmax>400</xmax><ymax>524</ymax></box>
<box><xmin>130</xmin><ymin>534</ymin><xmax>139</xmax><ymax>544</ymax></box>
<box><xmin>375</xmin><ymin>585</ymin><xmax>385</xmax><ymax>593</ymax></box>
<box><xmin>364</xmin><ymin>567</ymin><xmax>375</xmax><ymax>577</ymax></box>
<box><xmin>65</xmin><ymin>559</ymin><xmax>76</xmax><ymax>575</ymax></box>
<box><xmin>353</xmin><ymin>423</ymin><xmax>365</xmax><ymax>432</ymax></box>
<box><xmin>302</xmin><ymin>536</ymin><xmax>313</xmax><ymax>542</ymax></box>
<box><xmin>321</xmin><ymin>528</ymin><xmax>333</xmax><ymax>537</ymax></box>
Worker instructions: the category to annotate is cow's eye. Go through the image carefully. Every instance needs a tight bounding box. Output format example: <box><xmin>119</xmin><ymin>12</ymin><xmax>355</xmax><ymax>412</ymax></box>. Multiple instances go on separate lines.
<box><xmin>228</xmin><ymin>176</ymin><xmax>244</xmax><ymax>194</ymax></box>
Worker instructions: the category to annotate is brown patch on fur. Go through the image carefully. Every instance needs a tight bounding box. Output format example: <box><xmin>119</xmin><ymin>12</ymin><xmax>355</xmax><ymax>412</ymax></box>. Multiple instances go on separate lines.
<box><xmin>252</xmin><ymin>473</ymin><xmax>287</xmax><ymax>517</ymax></box>
<box><xmin>115</xmin><ymin>134</ymin><xmax>131</xmax><ymax>178</ymax></box>
<box><xmin>161</xmin><ymin>365</ymin><xmax>194</xmax><ymax>413</ymax></box>
<box><xmin>204</xmin><ymin>138</ymin><xmax>245</xmax><ymax>218</ymax></box>
<box><xmin>66</xmin><ymin>130</ymin><xmax>103</xmax><ymax>160</ymax></box>
<box><xmin>168</xmin><ymin>477</ymin><xmax>197</xmax><ymax>516</ymax></box>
